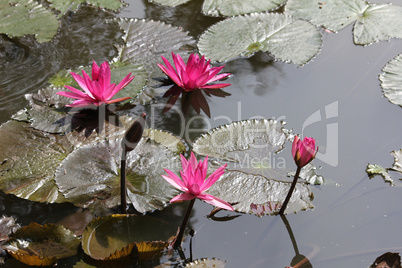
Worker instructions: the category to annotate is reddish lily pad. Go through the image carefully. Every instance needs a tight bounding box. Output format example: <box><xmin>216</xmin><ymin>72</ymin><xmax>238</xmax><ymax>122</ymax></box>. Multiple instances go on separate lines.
<box><xmin>82</xmin><ymin>214</ymin><xmax>171</xmax><ymax>261</ymax></box>
<box><xmin>2</xmin><ymin>222</ymin><xmax>80</xmax><ymax>266</ymax></box>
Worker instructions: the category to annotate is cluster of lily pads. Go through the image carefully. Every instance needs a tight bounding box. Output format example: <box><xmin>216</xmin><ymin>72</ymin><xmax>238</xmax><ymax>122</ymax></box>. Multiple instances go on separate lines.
<box><xmin>1</xmin><ymin>0</ymin><xmax>402</xmax><ymax>266</ymax></box>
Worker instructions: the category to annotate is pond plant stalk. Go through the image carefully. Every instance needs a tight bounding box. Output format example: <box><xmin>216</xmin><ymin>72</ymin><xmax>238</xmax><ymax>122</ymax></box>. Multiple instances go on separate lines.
<box><xmin>162</xmin><ymin>152</ymin><xmax>234</xmax><ymax>249</ymax></box>
<box><xmin>120</xmin><ymin>113</ymin><xmax>146</xmax><ymax>214</ymax></box>
<box><xmin>279</xmin><ymin>135</ymin><xmax>317</xmax><ymax>215</ymax></box>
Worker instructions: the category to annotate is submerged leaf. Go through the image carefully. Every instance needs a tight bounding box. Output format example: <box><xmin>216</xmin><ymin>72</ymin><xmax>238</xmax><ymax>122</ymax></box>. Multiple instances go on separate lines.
<box><xmin>286</xmin><ymin>0</ymin><xmax>402</xmax><ymax>45</ymax></box>
<box><xmin>3</xmin><ymin>222</ymin><xmax>80</xmax><ymax>266</ymax></box>
<box><xmin>82</xmin><ymin>214</ymin><xmax>170</xmax><ymax>261</ymax></box>
<box><xmin>193</xmin><ymin>119</ymin><xmax>316</xmax><ymax>214</ymax></box>
<box><xmin>198</xmin><ymin>13</ymin><xmax>322</xmax><ymax>65</ymax></box>
<box><xmin>0</xmin><ymin>0</ymin><xmax>59</xmax><ymax>42</ymax></box>
<box><xmin>380</xmin><ymin>53</ymin><xmax>402</xmax><ymax>107</ymax></box>
<box><xmin>202</xmin><ymin>0</ymin><xmax>286</xmax><ymax>17</ymax></box>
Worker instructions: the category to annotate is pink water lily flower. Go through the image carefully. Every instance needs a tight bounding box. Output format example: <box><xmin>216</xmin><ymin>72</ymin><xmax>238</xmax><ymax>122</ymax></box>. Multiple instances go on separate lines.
<box><xmin>157</xmin><ymin>52</ymin><xmax>231</xmax><ymax>116</ymax></box>
<box><xmin>57</xmin><ymin>61</ymin><xmax>134</xmax><ymax>107</ymax></box>
<box><xmin>291</xmin><ymin>135</ymin><xmax>317</xmax><ymax>168</ymax></box>
<box><xmin>162</xmin><ymin>152</ymin><xmax>234</xmax><ymax>211</ymax></box>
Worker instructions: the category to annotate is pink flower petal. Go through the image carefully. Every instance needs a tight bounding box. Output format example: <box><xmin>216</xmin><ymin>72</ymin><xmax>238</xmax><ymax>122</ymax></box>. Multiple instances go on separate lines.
<box><xmin>201</xmin><ymin>164</ymin><xmax>226</xmax><ymax>192</ymax></box>
<box><xmin>170</xmin><ymin>192</ymin><xmax>196</xmax><ymax>203</ymax></box>
<box><xmin>162</xmin><ymin>169</ymin><xmax>187</xmax><ymax>191</ymax></box>
<box><xmin>198</xmin><ymin>193</ymin><xmax>234</xmax><ymax>211</ymax></box>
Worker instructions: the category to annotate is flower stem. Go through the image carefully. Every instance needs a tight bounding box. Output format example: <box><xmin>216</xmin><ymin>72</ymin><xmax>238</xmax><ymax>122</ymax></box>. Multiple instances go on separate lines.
<box><xmin>120</xmin><ymin>150</ymin><xmax>127</xmax><ymax>214</ymax></box>
<box><xmin>173</xmin><ymin>198</ymin><xmax>196</xmax><ymax>250</ymax></box>
<box><xmin>279</xmin><ymin>166</ymin><xmax>302</xmax><ymax>215</ymax></box>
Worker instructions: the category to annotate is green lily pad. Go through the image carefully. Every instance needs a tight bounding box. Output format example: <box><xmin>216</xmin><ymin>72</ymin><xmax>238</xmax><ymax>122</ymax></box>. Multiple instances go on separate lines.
<box><xmin>286</xmin><ymin>0</ymin><xmax>402</xmax><ymax>45</ymax></box>
<box><xmin>82</xmin><ymin>214</ymin><xmax>171</xmax><ymax>260</ymax></box>
<box><xmin>0</xmin><ymin>113</ymin><xmax>140</xmax><ymax>204</ymax></box>
<box><xmin>0</xmin><ymin>0</ymin><xmax>59</xmax><ymax>43</ymax></box>
<box><xmin>0</xmin><ymin>120</ymin><xmax>72</xmax><ymax>203</ymax></box>
<box><xmin>54</xmin><ymin>131</ymin><xmax>185</xmax><ymax>212</ymax></box>
<box><xmin>202</xmin><ymin>0</ymin><xmax>286</xmax><ymax>17</ymax></box>
<box><xmin>3</xmin><ymin>222</ymin><xmax>80</xmax><ymax>266</ymax></box>
<box><xmin>198</xmin><ymin>13</ymin><xmax>322</xmax><ymax>65</ymax></box>
<box><xmin>148</xmin><ymin>0</ymin><xmax>191</xmax><ymax>7</ymax></box>
<box><xmin>193</xmin><ymin>119</ymin><xmax>317</xmax><ymax>214</ymax></box>
<box><xmin>49</xmin><ymin>0</ymin><xmax>124</xmax><ymax>16</ymax></box>
<box><xmin>379</xmin><ymin>53</ymin><xmax>402</xmax><ymax>107</ymax></box>
<box><xmin>366</xmin><ymin>149</ymin><xmax>402</xmax><ymax>186</ymax></box>
<box><xmin>117</xmin><ymin>18</ymin><xmax>196</xmax><ymax>79</ymax></box>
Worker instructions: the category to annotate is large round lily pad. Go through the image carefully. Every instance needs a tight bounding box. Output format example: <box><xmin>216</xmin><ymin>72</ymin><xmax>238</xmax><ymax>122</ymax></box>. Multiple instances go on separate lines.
<box><xmin>202</xmin><ymin>0</ymin><xmax>286</xmax><ymax>17</ymax></box>
<box><xmin>0</xmin><ymin>0</ymin><xmax>59</xmax><ymax>43</ymax></box>
<box><xmin>198</xmin><ymin>13</ymin><xmax>322</xmax><ymax>65</ymax></box>
<box><xmin>55</xmin><ymin>132</ymin><xmax>185</xmax><ymax>213</ymax></box>
<box><xmin>379</xmin><ymin>53</ymin><xmax>402</xmax><ymax>107</ymax></box>
<box><xmin>286</xmin><ymin>0</ymin><xmax>402</xmax><ymax>45</ymax></box>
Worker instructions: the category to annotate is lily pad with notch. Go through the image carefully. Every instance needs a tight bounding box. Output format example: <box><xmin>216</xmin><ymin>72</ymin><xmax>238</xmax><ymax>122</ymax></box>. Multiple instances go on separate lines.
<box><xmin>198</xmin><ymin>13</ymin><xmax>322</xmax><ymax>65</ymax></box>
<box><xmin>285</xmin><ymin>0</ymin><xmax>402</xmax><ymax>45</ymax></box>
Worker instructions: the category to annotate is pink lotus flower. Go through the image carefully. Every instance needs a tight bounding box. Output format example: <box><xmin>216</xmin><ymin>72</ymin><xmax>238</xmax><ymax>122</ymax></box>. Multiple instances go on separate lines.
<box><xmin>291</xmin><ymin>135</ymin><xmax>317</xmax><ymax>168</ymax></box>
<box><xmin>162</xmin><ymin>152</ymin><xmax>234</xmax><ymax>211</ymax></box>
<box><xmin>57</xmin><ymin>61</ymin><xmax>134</xmax><ymax>107</ymax></box>
<box><xmin>157</xmin><ymin>52</ymin><xmax>231</xmax><ymax>117</ymax></box>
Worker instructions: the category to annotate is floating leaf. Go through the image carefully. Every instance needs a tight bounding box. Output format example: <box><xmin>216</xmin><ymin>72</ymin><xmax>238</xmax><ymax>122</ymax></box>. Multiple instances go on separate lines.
<box><xmin>380</xmin><ymin>53</ymin><xmax>402</xmax><ymax>107</ymax></box>
<box><xmin>148</xmin><ymin>0</ymin><xmax>191</xmax><ymax>7</ymax></box>
<box><xmin>143</xmin><ymin>129</ymin><xmax>187</xmax><ymax>154</ymax></box>
<box><xmin>198</xmin><ymin>13</ymin><xmax>322</xmax><ymax>65</ymax></box>
<box><xmin>185</xmin><ymin>258</ymin><xmax>226</xmax><ymax>267</ymax></box>
<box><xmin>366</xmin><ymin>149</ymin><xmax>402</xmax><ymax>186</ymax></box>
<box><xmin>0</xmin><ymin>0</ymin><xmax>59</xmax><ymax>43</ymax></box>
<box><xmin>209</xmin><ymin>171</ymin><xmax>313</xmax><ymax>214</ymax></box>
<box><xmin>193</xmin><ymin>119</ymin><xmax>315</xmax><ymax>214</ymax></box>
<box><xmin>55</xmin><ymin>131</ymin><xmax>185</xmax><ymax>212</ymax></box>
<box><xmin>49</xmin><ymin>0</ymin><xmax>124</xmax><ymax>16</ymax></box>
<box><xmin>82</xmin><ymin>214</ymin><xmax>170</xmax><ymax>261</ymax></box>
<box><xmin>117</xmin><ymin>18</ymin><xmax>195</xmax><ymax>77</ymax></box>
<box><xmin>391</xmin><ymin>149</ymin><xmax>402</xmax><ymax>173</ymax></box>
<box><xmin>286</xmin><ymin>0</ymin><xmax>402</xmax><ymax>45</ymax></box>
<box><xmin>3</xmin><ymin>222</ymin><xmax>80</xmax><ymax>266</ymax></box>
<box><xmin>202</xmin><ymin>0</ymin><xmax>286</xmax><ymax>17</ymax></box>
<box><xmin>0</xmin><ymin>120</ymin><xmax>72</xmax><ymax>203</ymax></box>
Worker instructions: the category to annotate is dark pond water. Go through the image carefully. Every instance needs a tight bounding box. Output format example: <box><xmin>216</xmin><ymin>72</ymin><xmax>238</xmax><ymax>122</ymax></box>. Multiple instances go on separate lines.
<box><xmin>1</xmin><ymin>0</ymin><xmax>402</xmax><ymax>267</ymax></box>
